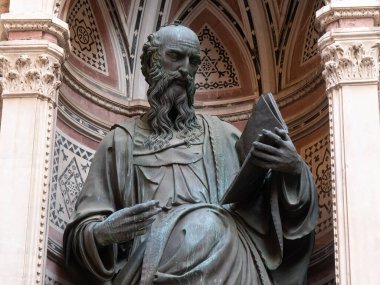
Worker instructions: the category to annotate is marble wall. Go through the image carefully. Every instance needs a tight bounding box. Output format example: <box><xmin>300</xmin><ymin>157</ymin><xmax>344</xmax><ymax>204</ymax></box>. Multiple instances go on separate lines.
<box><xmin>46</xmin><ymin>129</ymin><xmax>95</xmax><ymax>284</ymax></box>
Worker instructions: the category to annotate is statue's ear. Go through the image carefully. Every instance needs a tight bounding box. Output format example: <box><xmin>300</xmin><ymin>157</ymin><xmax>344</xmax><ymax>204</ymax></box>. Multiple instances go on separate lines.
<box><xmin>140</xmin><ymin>50</ymin><xmax>151</xmax><ymax>82</ymax></box>
<box><xmin>147</xmin><ymin>53</ymin><xmax>154</xmax><ymax>70</ymax></box>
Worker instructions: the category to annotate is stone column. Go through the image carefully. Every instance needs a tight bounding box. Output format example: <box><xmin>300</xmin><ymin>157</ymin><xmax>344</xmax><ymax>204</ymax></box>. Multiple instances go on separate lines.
<box><xmin>0</xmin><ymin>15</ymin><xmax>69</xmax><ymax>284</ymax></box>
<box><xmin>317</xmin><ymin>2</ymin><xmax>380</xmax><ymax>284</ymax></box>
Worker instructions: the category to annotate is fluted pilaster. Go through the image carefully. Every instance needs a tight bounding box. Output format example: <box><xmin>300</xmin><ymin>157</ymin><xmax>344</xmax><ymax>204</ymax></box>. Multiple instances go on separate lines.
<box><xmin>0</xmin><ymin>14</ymin><xmax>69</xmax><ymax>285</ymax></box>
<box><xmin>317</xmin><ymin>2</ymin><xmax>380</xmax><ymax>284</ymax></box>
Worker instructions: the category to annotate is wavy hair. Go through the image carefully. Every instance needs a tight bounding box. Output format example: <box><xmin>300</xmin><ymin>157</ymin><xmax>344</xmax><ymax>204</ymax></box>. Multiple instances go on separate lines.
<box><xmin>140</xmin><ymin>28</ymin><xmax>201</xmax><ymax>150</ymax></box>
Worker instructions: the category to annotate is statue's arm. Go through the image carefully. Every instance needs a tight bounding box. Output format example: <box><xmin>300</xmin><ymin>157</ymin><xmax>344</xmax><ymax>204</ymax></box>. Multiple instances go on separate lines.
<box><xmin>274</xmin><ymin>161</ymin><xmax>319</xmax><ymax>238</ymax></box>
<box><xmin>64</xmin><ymin>126</ymin><xmax>162</xmax><ymax>282</ymax></box>
<box><xmin>66</xmin><ymin>201</ymin><xmax>161</xmax><ymax>282</ymax></box>
<box><xmin>63</xmin><ymin>130</ymin><xmax>120</xmax><ymax>282</ymax></box>
<box><xmin>231</xmin><ymin>126</ymin><xmax>318</xmax><ymax>282</ymax></box>
<box><xmin>248</xmin><ymin>127</ymin><xmax>319</xmax><ymax>237</ymax></box>
<box><xmin>65</xmin><ymin>216</ymin><xmax>116</xmax><ymax>282</ymax></box>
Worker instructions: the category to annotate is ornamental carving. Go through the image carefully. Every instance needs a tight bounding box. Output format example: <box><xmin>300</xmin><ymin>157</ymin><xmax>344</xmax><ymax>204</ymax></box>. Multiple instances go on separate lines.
<box><xmin>302</xmin><ymin>0</ymin><xmax>324</xmax><ymax>63</ymax></box>
<box><xmin>195</xmin><ymin>25</ymin><xmax>240</xmax><ymax>90</ymax></box>
<box><xmin>321</xmin><ymin>43</ymin><xmax>379</xmax><ymax>89</ymax></box>
<box><xmin>1</xmin><ymin>19</ymin><xmax>70</xmax><ymax>54</ymax></box>
<box><xmin>67</xmin><ymin>0</ymin><xmax>107</xmax><ymax>73</ymax></box>
<box><xmin>0</xmin><ymin>54</ymin><xmax>62</xmax><ymax>101</ymax></box>
<box><xmin>302</xmin><ymin>135</ymin><xmax>332</xmax><ymax>236</ymax></box>
<box><xmin>317</xmin><ymin>8</ymin><xmax>380</xmax><ymax>31</ymax></box>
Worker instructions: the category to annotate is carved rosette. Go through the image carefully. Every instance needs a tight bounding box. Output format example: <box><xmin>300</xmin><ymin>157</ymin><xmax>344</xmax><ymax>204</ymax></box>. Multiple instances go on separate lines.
<box><xmin>0</xmin><ymin>54</ymin><xmax>61</xmax><ymax>102</ymax></box>
<box><xmin>321</xmin><ymin>43</ymin><xmax>379</xmax><ymax>90</ymax></box>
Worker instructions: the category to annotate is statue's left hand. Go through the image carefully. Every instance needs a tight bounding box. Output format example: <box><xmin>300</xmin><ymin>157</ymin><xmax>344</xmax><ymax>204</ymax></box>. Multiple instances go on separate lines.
<box><xmin>250</xmin><ymin>127</ymin><xmax>302</xmax><ymax>175</ymax></box>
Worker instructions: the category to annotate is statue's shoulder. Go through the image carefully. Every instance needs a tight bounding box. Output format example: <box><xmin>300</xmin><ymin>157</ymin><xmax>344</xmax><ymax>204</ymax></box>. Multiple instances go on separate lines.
<box><xmin>94</xmin><ymin>118</ymin><xmax>138</xmax><ymax>150</ymax></box>
<box><xmin>110</xmin><ymin>117</ymin><xmax>138</xmax><ymax>138</ymax></box>
<box><xmin>199</xmin><ymin>114</ymin><xmax>241</xmax><ymax>137</ymax></box>
<box><xmin>198</xmin><ymin>114</ymin><xmax>223</xmax><ymax>127</ymax></box>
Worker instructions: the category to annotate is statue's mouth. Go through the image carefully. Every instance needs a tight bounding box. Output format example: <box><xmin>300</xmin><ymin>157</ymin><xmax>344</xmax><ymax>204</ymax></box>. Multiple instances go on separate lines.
<box><xmin>173</xmin><ymin>77</ymin><xmax>188</xmax><ymax>87</ymax></box>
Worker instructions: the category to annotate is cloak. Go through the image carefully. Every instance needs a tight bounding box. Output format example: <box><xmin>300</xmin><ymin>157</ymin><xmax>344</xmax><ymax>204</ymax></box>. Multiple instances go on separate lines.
<box><xmin>63</xmin><ymin>115</ymin><xmax>319</xmax><ymax>285</ymax></box>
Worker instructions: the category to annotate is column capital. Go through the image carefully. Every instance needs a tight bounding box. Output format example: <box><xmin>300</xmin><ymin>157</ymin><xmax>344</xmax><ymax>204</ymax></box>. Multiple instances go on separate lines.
<box><xmin>318</xmin><ymin>28</ymin><xmax>380</xmax><ymax>90</ymax></box>
<box><xmin>0</xmin><ymin>43</ymin><xmax>63</xmax><ymax>103</ymax></box>
<box><xmin>0</xmin><ymin>14</ymin><xmax>70</xmax><ymax>104</ymax></box>
<box><xmin>317</xmin><ymin>2</ymin><xmax>380</xmax><ymax>90</ymax></box>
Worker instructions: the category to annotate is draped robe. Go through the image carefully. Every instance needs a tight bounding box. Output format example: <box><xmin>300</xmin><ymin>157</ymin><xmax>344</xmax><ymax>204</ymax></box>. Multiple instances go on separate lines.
<box><xmin>63</xmin><ymin>115</ymin><xmax>319</xmax><ymax>285</ymax></box>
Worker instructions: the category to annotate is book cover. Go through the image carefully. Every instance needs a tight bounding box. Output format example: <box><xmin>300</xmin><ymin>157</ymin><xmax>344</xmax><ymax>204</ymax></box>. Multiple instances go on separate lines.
<box><xmin>220</xmin><ymin>93</ymin><xmax>288</xmax><ymax>204</ymax></box>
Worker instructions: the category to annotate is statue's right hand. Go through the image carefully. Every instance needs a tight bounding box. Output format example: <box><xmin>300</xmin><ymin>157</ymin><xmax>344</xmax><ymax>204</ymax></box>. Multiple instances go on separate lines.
<box><xmin>93</xmin><ymin>200</ymin><xmax>161</xmax><ymax>246</ymax></box>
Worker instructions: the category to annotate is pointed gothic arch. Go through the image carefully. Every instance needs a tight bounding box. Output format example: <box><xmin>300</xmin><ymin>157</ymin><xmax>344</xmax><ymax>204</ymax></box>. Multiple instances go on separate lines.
<box><xmin>172</xmin><ymin>0</ymin><xmax>259</xmax><ymax>102</ymax></box>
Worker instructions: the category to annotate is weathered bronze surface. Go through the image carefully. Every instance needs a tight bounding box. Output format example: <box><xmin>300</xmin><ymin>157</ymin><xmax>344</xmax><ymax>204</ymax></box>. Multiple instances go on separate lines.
<box><xmin>64</xmin><ymin>23</ymin><xmax>319</xmax><ymax>285</ymax></box>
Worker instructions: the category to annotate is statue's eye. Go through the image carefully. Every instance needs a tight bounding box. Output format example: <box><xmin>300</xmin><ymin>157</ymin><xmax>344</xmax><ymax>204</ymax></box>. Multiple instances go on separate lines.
<box><xmin>190</xmin><ymin>57</ymin><xmax>201</xmax><ymax>66</ymax></box>
<box><xmin>167</xmin><ymin>51</ymin><xmax>180</xmax><ymax>61</ymax></box>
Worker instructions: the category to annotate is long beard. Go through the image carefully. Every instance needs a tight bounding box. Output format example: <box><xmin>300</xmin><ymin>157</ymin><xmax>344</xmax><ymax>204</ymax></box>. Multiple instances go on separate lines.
<box><xmin>145</xmin><ymin>70</ymin><xmax>201</xmax><ymax>150</ymax></box>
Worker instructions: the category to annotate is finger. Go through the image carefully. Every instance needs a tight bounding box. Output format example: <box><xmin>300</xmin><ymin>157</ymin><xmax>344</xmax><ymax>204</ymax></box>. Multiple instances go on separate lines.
<box><xmin>262</xmin><ymin>129</ymin><xmax>283</xmax><ymax>146</ymax></box>
<box><xmin>130</xmin><ymin>217</ymin><xmax>156</xmax><ymax>231</ymax></box>
<box><xmin>251</xmin><ymin>149</ymin><xmax>279</xmax><ymax>163</ymax></box>
<box><xmin>111</xmin><ymin>217</ymin><xmax>155</xmax><ymax>239</ymax></box>
<box><xmin>252</xmin><ymin>141</ymin><xmax>280</xmax><ymax>155</ymax></box>
<box><xmin>134</xmin><ymin>228</ymin><xmax>149</xmax><ymax>237</ymax></box>
<box><xmin>124</xmin><ymin>200</ymin><xmax>160</xmax><ymax>216</ymax></box>
<box><xmin>137</xmin><ymin>217</ymin><xmax>156</xmax><ymax>228</ymax></box>
<box><xmin>123</xmin><ymin>227</ymin><xmax>150</xmax><ymax>243</ymax></box>
<box><xmin>274</xmin><ymin>127</ymin><xmax>290</xmax><ymax>141</ymax></box>
<box><xmin>251</xmin><ymin>157</ymin><xmax>277</xmax><ymax>170</ymax></box>
<box><xmin>130</xmin><ymin>208</ymin><xmax>161</xmax><ymax>223</ymax></box>
<box><xmin>254</xmin><ymin>159</ymin><xmax>276</xmax><ymax>170</ymax></box>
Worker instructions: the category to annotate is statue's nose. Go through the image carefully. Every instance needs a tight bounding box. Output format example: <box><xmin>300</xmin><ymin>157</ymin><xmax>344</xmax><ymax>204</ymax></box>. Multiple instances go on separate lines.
<box><xmin>178</xmin><ymin>66</ymin><xmax>189</xmax><ymax>77</ymax></box>
<box><xmin>178</xmin><ymin>57</ymin><xmax>190</xmax><ymax>76</ymax></box>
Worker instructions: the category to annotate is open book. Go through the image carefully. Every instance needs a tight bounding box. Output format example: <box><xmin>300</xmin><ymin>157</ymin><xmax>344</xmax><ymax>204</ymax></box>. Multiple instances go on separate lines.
<box><xmin>220</xmin><ymin>93</ymin><xmax>288</xmax><ymax>204</ymax></box>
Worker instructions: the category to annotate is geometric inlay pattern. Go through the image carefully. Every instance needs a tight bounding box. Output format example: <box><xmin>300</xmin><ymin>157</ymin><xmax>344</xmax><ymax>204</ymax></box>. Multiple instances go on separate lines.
<box><xmin>58</xmin><ymin>158</ymin><xmax>84</xmax><ymax>220</ymax></box>
<box><xmin>301</xmin><ymin>134</ymin><xmax>333</xmax><ymax>236</ymax></box>
<box><xmin>195</xmin><ymin>25</ymin><xmax>240</xmax><ymax>90</ymax></box>
<box><xmin>67</xmin><ymin>0</ymin><xmax>107</xmax><ymax>73</ymax></box>
<box><xmin>49</xmin><ymin>130</ymin><xmax>94</xmax><ymax>233</ymax></box>
<box><xmin>302</xmin><ymin>0</ymin><xmax>324</xmax><ymax>63</ymax></box>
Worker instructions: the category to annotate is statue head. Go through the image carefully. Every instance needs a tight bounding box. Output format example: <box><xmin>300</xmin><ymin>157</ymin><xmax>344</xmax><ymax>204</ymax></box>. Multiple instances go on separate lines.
<box><xmin>141</xmin><ymin>23</ymin><xmax>202</xmax><ymax>149</ymax></box>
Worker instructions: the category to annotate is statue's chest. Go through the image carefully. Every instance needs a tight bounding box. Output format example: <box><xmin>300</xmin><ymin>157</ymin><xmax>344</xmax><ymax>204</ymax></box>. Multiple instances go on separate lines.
<box><xmin>132</xmin><ymin>144</ymin><xmax>209</xmax><ymax>208</ymax></box>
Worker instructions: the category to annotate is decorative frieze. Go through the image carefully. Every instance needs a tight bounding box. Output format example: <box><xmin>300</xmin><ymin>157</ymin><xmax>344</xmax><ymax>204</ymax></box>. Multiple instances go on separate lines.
<box><xmin>0</xmin><ymin>16</ymin><xmax>70</xmax><ymax>54</ymax></box>
<box><xmin>317</xmin><ymin>5</ymin><xmax>380</xmax><ymax>31</ymax></box>
<box><xmin>321</xmin><ymin>43</ymin><xmax>379</xmax><ymax>90</ymax></box>
<box><xmin>0</xmin><ymin>53</ymin><xmax>61</xmax><ymax>102</ymax></box>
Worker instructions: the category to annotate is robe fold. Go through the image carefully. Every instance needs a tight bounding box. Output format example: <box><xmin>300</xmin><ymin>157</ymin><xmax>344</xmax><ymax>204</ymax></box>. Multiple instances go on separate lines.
<box><xmin>63</xmin><ymin>115</ymin><xmax>319</xmax><ymax>285</ymax></box>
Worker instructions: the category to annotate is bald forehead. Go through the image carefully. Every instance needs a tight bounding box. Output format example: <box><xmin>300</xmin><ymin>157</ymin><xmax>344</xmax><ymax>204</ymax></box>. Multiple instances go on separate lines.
<box><xmin>157</xmin><ymin>25</ymin><xmax>200</xmax><ymax>49</ymax></box>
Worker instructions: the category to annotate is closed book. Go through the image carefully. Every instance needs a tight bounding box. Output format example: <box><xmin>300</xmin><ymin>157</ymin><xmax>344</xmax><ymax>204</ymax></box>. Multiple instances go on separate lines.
<box><xmin>220</xmin><ymin>93</ymin><xmax>288</xmax><ymax>204</ymax></box>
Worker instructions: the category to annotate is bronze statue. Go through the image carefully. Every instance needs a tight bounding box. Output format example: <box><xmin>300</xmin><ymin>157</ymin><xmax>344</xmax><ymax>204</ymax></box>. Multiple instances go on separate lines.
<box><xmin>64</xmin><ymin>23</ymin><xmax>318</xmax><ymax>285</ymax></box>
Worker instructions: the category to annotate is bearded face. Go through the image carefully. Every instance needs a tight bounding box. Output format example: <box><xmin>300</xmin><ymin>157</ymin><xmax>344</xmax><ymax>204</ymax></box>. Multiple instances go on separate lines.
<box><xmin>144</xmin><ymin>64</ymin><xmax>200</xmax><ymax>150</ymax></box>
<box><xmin>142</xmin><ymin>25</ymin><xmax>202</xmax><ymax>150</ymax></box>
